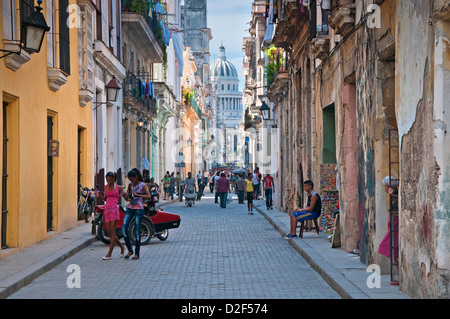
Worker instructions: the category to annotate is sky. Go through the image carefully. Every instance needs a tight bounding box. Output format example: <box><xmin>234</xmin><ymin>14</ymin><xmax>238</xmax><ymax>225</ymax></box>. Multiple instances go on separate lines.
<box><xmin>207</xmin><ymin>0</ymin><xmax>253</xmax><ymax>91</ymax></box>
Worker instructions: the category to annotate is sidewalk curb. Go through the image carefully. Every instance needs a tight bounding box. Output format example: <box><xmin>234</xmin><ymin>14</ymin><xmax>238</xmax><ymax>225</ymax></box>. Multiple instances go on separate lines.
<box><xmin>0</xmin><ymin>199</ymin><xmax>179</xmax><ymax>299</ymax></box>
<box><xmin>0</xmin><ymin>235</ymin><xmax>97</xmax><ymax>299</ymax></box>
<box><xmin>254</xmin><ymin>204</ymin><xmax>369</xmax><ymax>299</ymax></box>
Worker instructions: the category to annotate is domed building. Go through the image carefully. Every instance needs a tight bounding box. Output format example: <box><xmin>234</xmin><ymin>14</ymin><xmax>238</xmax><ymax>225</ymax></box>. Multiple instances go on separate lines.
<box><xmin>210</xmin><ymin>45</ymin><xmax>244</xmax><ymax>165</ymax></box>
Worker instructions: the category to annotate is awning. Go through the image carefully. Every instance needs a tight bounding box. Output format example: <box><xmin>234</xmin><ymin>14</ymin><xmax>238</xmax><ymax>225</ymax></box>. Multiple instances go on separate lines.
<box><xmin>171</xmin><ymin>32</ymin><xmax>184</xmax><ymax>76</ymax></box>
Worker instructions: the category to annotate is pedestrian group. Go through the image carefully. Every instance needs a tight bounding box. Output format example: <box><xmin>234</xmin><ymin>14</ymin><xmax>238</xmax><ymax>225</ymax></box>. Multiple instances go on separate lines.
<box><xmin>99</xmin><ymin>165</ymin><xmax>327</xmax><ymax>260</ymax></box>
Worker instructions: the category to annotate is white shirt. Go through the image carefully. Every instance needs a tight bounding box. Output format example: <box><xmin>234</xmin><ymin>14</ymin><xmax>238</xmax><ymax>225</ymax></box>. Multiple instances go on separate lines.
<box><xmin>253</xmin><ymin>173</ymin><xmax>258</xmax><ymax>185</ymax></box>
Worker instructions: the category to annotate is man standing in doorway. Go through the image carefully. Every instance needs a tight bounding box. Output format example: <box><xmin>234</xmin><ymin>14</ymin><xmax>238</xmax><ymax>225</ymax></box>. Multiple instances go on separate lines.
<box><xmin>284</xmin><ymin>180</ymin><xmax>322</xmax><ymax>239</ymax></box>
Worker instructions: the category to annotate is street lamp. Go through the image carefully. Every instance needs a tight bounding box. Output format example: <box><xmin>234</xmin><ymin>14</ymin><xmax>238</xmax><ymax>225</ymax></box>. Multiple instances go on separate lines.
<box><xmin>93</xmin><ymin>76</ymin><xmax>122</xmax><ymax>110</ymax></box>
<box><xmin>259</xmin><ymin>101</ymin><xmax>270</xmax><ymax>121</ymax></box>
<box><xmin>21</xmin><ymin>1</ymin><xmax>51</xmax><ymax>53</ymax></box>
<box><xmin>1</xmin><ymin>0</ymin><xmax>50</xmax><ymax>58</ymax></box>
<box><xmin>137</xmin><ymin>116</ymin><xmax>145</xmax><ymax>129</ymax></box>
<box><xmin>92</xmin><ymin>74</ymin><xmax>122</xmax><ymax>184</ymax></box>
<box><xmin>105</xmin><ymin>76</ymin><xmax>121</xmax><ymax>102</ymax></box>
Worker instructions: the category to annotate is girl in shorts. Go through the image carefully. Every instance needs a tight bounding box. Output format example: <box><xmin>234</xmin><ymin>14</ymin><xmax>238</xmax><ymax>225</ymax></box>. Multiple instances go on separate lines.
<box><xmin>99</xmin><ymin>171</ymin><xmax>125</xmax><ymax>260</ymax></box>
<box><xmin>245</xmin><ymin>173</ymin><xmax>254</xmax><ymax>214</ymax></box>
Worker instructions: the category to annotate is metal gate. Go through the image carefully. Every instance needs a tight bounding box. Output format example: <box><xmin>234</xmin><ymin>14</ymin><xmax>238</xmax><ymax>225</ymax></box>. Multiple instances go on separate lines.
<box><xmin>388</xmin><ymin>128</ymin><xmax>399</xmax><ymax>284</ymax></box>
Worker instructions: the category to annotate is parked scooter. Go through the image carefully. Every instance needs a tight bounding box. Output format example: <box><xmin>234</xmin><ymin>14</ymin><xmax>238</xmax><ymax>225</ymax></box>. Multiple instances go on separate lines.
<box><xmin>77</xmin><ymin>183</ymin><xmax>96</xmax><ymax>223</ymax></box>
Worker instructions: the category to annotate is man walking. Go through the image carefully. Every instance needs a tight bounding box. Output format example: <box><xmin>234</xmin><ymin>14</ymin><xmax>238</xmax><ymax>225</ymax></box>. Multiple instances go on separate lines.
<box><xmin>284</xmin><ymin>180</ymin><xmax>322</xmax><ymax>239</ymax></box>
<box><xmin>208</xmin><ymin>172</ymin><xmax>214</xmax><ymax>193</ymax></box>
<box><xmin>263</xmin><ymin>172</ymin><xmax>275</xmax><ymax>210</ymax></box>
<box><xmin>184</xmin><ymin>172</ymin><xmax>197</xmax><ymax>194</ymax></box>
<box><xmin>169</xmin><ymin>172</ymin><xmax>176</xmax><ymax>200</ymax></box>
<box><xmin>235</xmin><ymin>174</ymin><xmax>246</xmax><ymax>204</ymax></box>
<box><xmin>214</xmin><ymin>171</ymin><xmax>220</xmax><ymax>204</ymax></box>
<box><xmin>216</xmin><ymin>172</ymin><xmax>230</xmax><ymax>208</ymax></box>
<box><xmin>197</xmin><ymin>171</ymin><xmax>203</xmax><ymax>186</ymax></box>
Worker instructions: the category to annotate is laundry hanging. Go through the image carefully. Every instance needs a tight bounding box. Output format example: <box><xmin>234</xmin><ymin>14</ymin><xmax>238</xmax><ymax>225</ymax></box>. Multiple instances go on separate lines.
<box><xmin>141</xmin><ymin>80</ymin><xmax>146</xmax><ymax>99</ymax></box>
<box><xmin>145</xmin><ymin>81</ymin><xmax>150</xmax><ymax>99</ymax></box>
<box><xmin>148</xmin><ymin>0</ymin><xmax>154</xmax><ymax>18</ymax></box>
<box><xmin>171</xmin><ymin>32</ymin><xmax>184</xmax><ymax>76</ymax></box>
<box><xmin>262</xmin><ymin>0</ymin><xmax>274</xmax><ymax>50</ymax></box>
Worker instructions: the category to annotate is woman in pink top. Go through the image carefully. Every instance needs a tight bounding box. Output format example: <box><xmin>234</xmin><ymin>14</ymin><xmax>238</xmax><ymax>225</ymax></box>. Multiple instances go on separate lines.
<box><xmin>98</xmin><ymin>172</ymin><xmax>125</xmax><ymax>260</ymax></box>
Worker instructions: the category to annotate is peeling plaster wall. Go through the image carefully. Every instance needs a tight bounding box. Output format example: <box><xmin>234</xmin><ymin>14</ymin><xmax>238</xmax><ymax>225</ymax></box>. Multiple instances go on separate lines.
<box><xmin>311</xmin><ymin>0</ymin><xmax>399</xmax><ymax>266</ymax></box>
<box><xmin>396</xmin><ymin>0</ymin><xmax>450</xmax><ymax>299</ymax></box>
<box><xmin>433</xmin><ymin>19</ymin><xmax>450</xmax><ymax>298</ymax></box>
<box><xmin>275</xmin><ymin>21</ymin><xmax>314</xmax><ymax>213</ymax></box>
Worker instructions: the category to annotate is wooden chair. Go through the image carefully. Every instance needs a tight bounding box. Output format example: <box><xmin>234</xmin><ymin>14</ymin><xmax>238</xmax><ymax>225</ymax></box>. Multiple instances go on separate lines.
<box><xmin>299</xmin><ymin>218</ymin><xmax>320</xmax><ymax>238</ymax></box>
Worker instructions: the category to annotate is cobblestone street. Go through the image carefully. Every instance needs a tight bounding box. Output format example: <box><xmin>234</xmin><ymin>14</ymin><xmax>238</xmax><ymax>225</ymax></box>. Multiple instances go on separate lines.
<box><xmin>8</xmin><ymin>194</ymin><xmax>340</xmax><ymax>299</ymax></box>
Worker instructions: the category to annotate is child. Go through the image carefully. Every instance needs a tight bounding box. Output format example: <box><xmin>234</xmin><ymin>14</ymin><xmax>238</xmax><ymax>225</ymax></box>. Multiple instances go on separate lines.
<box><xmin>98</xmin><ymin>171</ymin><xmax>125</xmax><ymax>260</ymax></box>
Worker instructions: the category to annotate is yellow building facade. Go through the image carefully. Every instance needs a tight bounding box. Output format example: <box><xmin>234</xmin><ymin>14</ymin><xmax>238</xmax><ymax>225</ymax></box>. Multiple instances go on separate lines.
<box><xmin>0</xmin><ymin>0</ymin><xmax>93</xmax><ymax>257</ymax></box>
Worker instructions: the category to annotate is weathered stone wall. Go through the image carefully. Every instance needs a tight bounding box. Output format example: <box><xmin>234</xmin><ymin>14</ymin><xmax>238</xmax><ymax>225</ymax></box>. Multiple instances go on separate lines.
<box><xmin>311</xmin><ymin>0</ymin><xmax>399</xmax><ymax>265</ymax></box>
<box><xmin>396</xmin><ymin>0</ymin><xmax>450</xmax><ymax>299</ymax></box>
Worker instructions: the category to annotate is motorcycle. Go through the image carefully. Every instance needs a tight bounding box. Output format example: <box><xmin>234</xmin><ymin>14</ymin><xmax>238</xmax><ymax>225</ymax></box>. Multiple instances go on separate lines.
<box><xmin>147</xmin><ymin>184</ymin><xmax>160</xmax><ymax>208</ymax></box>
<box><xmin>94</xmin><ymin>201</ymin><xmax>181</xmax><ymax>246</ymax></box>
<box><xmin>77</xmin><ymin>183</ymin><xmax>96</xmax><ymax>223</ymax></box>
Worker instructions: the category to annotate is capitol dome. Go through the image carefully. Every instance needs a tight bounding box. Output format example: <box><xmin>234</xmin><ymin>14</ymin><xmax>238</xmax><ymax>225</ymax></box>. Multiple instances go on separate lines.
<box><xmin>211</xmin><ymin>46</ymin><xmax>238</xmax><ymax>79</ymax></box>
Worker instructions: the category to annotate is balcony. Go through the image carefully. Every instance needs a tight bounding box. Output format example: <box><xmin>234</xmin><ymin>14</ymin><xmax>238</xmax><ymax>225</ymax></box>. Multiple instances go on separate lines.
<box><xmin>244</xmin><ymin>109</ymin><xmax>262</xmax><ymax>131</ymax></box>
<box><xmin>329</xmin><ymin>0</ymin><xmax>356</xmax><ymax>37</ymax></box>
<box><xmin>153</xmin><ymin>81</ymin><xmax>179</xmax><ymax>119</ymax></box>
<box><xmin>121</xmin><ymin>0</ymin><xmax>165</xmax><ymax>63</ymax></box>
<box><xmin>312</xmin><ymin>36</ymin><xmax>330</xmax><ymax>61</ymax></box>
<box><xmin>308</xmin><ymin>0</ymin><xmax>331</xmax><ymax>61</ymax></box>
<box><xmin>271</xmin><ymin>0</ymin><xmax>309</xmax><ymax>50</ymax></box>
<box><xmin>182</xmin><ymin>87</ymin><xmax>202</xmax><ymax>120</ymax></box>
<box><xmin>123</xmin><ymin>73</ymin><xmax>157</xmax><ymax>119</ymax></box>
<box><xmin>243</xmin><ymin>37</ymin><xmax>255</xmax><ymax>58</ymax></box>
<box><xmin>265</xmin><ymin>46</ymin><xmax>288</xmax><ymax>97</ymax></box>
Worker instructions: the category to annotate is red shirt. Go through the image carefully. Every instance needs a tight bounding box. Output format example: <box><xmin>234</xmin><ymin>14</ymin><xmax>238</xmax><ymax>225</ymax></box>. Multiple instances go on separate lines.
<box><xmin>216</xmin><ymin>177</ymin><xmax>230</xmax><ymax>192</ymax></box>
<box><xmin>264</xmin><ymin>176</ymin><xmax>273</xmax><ymax>189</ymax></box>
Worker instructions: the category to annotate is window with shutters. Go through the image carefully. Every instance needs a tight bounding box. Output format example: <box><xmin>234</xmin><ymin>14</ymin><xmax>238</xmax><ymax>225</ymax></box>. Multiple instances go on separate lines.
<box><xmin>20</xmin><ymin>0</ymin><xmax>35</xmax><ymax>34</ymax></box>
<box><xmin>59</xmin><ymin>0</ymin><xmax>71</xmax><ymax>75</ymax></box>
<box><xmin>78</xmin><ymin>5</ymin><xmax>94</xmax><ymax>91</ymax></box>
<box><xmin>95</xmin><ymin>0</ymin><xmax>102</xmax><ymax>42</ymax></box>
<box><xmin>46</xmin><ymin>0</ymin><xmax>56</xmax><ymax>67</ymax></box>
<box><xmin>2</xmin><ymin>0</ymin><xmax>17</xmax><ymax>40</ymax></box>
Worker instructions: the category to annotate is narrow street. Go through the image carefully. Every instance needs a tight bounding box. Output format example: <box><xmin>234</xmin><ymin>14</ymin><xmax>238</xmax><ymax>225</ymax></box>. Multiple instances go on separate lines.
<box><xmin>8</xmin><ymin>194</ymin><xmax>340</xmax><ymax>299</ymax></box>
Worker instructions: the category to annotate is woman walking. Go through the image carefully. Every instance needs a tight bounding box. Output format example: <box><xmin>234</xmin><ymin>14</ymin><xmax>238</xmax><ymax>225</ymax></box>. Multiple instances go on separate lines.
<box><xmin>245</xmin><ymin>173</ymin><xmax>254</xmax><ymax>214</ymax></box>
<box><xmin>161</xmin><ymin>173</ymin><xmax>171</xmax><ymax>200</ymax></box>
<box><xmin>123</xmin><ymin>169</ymin><xmax>151</xmax><ymax>260</ymax></box>
<box><xmin>98</xmin><ymin>172</ymin><xmax>125</xmax><ymax>260</ymax></box>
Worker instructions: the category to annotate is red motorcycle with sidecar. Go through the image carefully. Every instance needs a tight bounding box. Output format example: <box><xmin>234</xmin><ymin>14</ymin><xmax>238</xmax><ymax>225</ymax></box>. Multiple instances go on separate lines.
<box><xmin>93</xmin><ymin>193</ymin><xmax>181</xmax><ymax>245</ymax></box>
